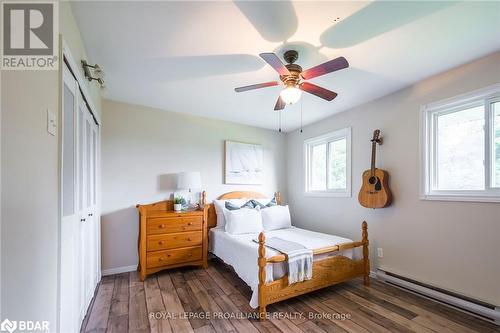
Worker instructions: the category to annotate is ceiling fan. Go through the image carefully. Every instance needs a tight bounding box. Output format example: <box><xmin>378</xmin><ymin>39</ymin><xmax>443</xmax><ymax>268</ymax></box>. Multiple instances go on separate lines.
<box><xmin>234</xmin><ymin>50</ymin><xmax>349</xmax><ymax>110</ymax></box>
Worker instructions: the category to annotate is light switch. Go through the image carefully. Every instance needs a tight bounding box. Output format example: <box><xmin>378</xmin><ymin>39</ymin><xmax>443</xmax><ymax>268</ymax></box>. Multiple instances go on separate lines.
<box><xmin>47</xmin><ymin>109</ymin><xmax>56</xmax><ymax>136</ymax></box>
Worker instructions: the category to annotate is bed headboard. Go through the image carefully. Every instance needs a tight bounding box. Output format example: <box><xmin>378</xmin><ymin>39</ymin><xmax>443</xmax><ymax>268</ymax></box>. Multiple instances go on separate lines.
<box><xmin>205</xmin><ymin>191</ymin><xmax>282</xmax><ymax>230</ymax></box>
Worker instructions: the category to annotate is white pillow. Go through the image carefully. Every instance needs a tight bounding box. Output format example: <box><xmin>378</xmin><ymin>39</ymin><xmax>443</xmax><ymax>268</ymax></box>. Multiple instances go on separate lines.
<box><xmin>261</xmin><ymin>205</ymin><xmax>291</xmax><ymax>231</ymax></box>
<box><xmin>213</xmin><ymin>199</ymin><xmax>246</xmax><ymax>228</ymax></box>
<box><xmin>224</xmin><ymin>208</ymin><xmax>263</xmax><ymax>235</ymax></box>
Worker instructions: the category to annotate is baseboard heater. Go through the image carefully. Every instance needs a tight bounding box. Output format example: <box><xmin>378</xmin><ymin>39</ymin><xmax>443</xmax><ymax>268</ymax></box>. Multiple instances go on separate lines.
<box><xmin>376</xmin><ymin>270</ymin><xmax>500</xmax><ymax>324</ymax></box>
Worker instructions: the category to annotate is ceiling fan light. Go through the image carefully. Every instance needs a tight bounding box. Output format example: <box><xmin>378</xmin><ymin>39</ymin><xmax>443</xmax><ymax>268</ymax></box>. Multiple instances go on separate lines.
<box><xmin>280</xmin><ymin>86</ymin><xmax>302</xmax><ymax>105</ymax></box>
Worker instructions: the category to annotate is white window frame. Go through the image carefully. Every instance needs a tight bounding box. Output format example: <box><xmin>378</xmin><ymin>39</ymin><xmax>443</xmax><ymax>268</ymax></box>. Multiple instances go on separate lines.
<box><xmin>304</xmin><ymin>127</ymin><xmax>351</xmax><ymax>197</ymax></box>
<box><xmin>420</xmin><ymin>83</ymin><xmax>500</xmax><ymax>202</ymax></box>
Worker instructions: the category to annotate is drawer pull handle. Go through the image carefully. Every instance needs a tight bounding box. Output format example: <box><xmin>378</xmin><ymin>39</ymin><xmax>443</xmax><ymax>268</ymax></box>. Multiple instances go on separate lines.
<box><xmin>167</xmin><ymin>254</ymin><xmax>171</xmax><ymax>257</ymax></box>
<box><xmin>158</xmin><ymin>241</ymin><xmax>165</xmax><ymax>245</ymax></box>
<box><xmin>187</xmin><ymin>238</ymin><xmax>191</xmax><ymax>241</ymax></box>
<box><xmin>159</xmin><ymin>224</ymin><xmax>166</xmax><ymax>228</ymax></box>
<box><xmin>188</xmin><ymin>222</ymin><xmax>192</xmax><ymax>226</ymax></box>
<box><xmin>80</xmin><ymin>218</ymin><xmax>86</xmax><ymax>222</ymax></box>
<box><xmin>158</xmin><ymin>257</ymin><xmax>163</xmax><ymax>261</ymax></box>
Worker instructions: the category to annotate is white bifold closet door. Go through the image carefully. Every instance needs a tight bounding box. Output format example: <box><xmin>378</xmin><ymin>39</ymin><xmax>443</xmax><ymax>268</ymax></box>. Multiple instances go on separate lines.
<box><xmin>60</xmin><ymin>62</ymin><xmax>100</xmax><ymax>333</ymax></box>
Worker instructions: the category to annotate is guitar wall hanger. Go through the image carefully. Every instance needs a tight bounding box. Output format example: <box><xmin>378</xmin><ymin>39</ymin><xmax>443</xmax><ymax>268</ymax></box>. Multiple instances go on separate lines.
<box><xmin>358</xmin><ymin>129</ymin><xmax>392</xmax><ymax>208</ymax></box>
<box><xmin>371</xmin><ymin>136</ymin><xmax>383</xmax><ymax>145</ymax></box>
<box><xmin>81</xmin><ymin>60</ymin><xmax>105</xmax><ymax>88</ymax></box>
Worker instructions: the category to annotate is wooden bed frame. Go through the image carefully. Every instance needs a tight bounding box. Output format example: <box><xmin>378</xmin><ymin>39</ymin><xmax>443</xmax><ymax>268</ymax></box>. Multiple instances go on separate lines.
<box><xmin>205</xmin><ymin>191</ymin><xmax>370</xmax><ymax>319</ymax></box>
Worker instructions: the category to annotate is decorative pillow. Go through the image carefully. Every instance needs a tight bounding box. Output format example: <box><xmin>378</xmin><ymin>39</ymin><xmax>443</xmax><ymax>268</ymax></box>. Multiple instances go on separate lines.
<box><xmin>265</xmin><ymin>197</ymin><xmax>277</xmax><ymax>207</ymax></box>
<box><xmin>252</xmin><ymin>197</ymin><xmax>277</xmax><ymax>208</ymax></box>
<box><xmin>224</xmin><ymin>208</ymin><xmax>263</xmax><ymax>235</ymax></box>
<box><xmin>261</xmin><ymin>205</ymin><xmax>291</xmax><ymax>231</ymax></box>
<box><xmin>225</xmin><ymin>200</ymin><xmax>255</xmax><ymax>210</ymax></box>
<box><xmin>214</xmin><ymin>199</ymin><xmax>246</xmax><ymax>228</ymax></box>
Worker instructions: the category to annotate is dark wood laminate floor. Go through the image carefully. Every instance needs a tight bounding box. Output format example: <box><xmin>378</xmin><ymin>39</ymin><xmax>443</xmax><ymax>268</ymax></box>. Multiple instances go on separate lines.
<box><xmin>81</xmin><ymin>259</ymin><xmax>500</xmax><ymax>333</ymax></box>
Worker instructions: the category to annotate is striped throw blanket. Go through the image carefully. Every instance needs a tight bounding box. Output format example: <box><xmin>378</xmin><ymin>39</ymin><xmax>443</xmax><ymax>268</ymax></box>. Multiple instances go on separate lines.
<box><xmin>256</xmin><ymin>237</ymin><xmax>313</xmax><ymax>284</ymax></box>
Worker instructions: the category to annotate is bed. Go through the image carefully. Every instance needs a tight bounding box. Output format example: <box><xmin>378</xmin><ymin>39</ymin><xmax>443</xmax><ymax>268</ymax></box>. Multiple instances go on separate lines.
<box><xmin>204</xmin><ymin>191</ymin><xmax>370</xmax><ymax>320</ymax></box>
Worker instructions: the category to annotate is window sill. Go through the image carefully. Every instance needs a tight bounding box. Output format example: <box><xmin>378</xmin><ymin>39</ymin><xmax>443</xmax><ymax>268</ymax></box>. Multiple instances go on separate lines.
<box><xmin>304</xmin><ymin>191</ymin><xmax>351</xmax><ymax>198</ymax></box>
<box><xmin>420</xmin><ymin>194</ymin><xmax>500</xmax><ymax>203</ymax></box>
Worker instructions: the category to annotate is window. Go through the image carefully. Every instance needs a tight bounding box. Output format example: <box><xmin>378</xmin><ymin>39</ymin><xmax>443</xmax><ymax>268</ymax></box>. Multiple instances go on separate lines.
<box><xmin>421</xmin><ymin>84</ymin><xmax>500</xmax><ymax>202</ymax></box>
<box><xmin>305</xmin><ymin>128</ymin><xmax>351</xmax><ymax>196</ymax></box>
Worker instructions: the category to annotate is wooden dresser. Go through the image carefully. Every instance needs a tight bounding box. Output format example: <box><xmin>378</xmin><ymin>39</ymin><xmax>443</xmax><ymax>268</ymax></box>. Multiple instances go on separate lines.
<box><xmin>136</xmin><ymin>200</ymin><xmax>208</xmax><ymax>281</ymax></box>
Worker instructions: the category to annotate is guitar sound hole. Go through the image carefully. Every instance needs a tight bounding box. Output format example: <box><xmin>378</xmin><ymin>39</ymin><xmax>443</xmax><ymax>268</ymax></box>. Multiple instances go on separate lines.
<box><xmin>369</xmin><ymin>176</ymin><xmax>383</xmax><ymax>191</ymax></box>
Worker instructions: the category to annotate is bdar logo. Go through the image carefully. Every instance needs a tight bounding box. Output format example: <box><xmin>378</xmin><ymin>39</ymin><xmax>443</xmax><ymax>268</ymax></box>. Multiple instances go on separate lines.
<box><xmin>0</xmin><ymin>319</ymin><xmax>17</xmax><ymax>333</ymax></box>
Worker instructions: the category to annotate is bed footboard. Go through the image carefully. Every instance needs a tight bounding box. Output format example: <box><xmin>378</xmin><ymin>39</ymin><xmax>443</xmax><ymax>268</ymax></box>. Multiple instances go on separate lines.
<box><xmin>257</xmin><ymin>221</ymin><xmax>370</xmax><ymax>319</ymax></box>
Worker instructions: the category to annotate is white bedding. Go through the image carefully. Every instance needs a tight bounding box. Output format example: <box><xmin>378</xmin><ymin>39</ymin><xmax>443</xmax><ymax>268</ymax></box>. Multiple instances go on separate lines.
<box><xmin>209</xmin><ymin>226</ymin><xmax>361</xmax><ymax>308</ymax></box>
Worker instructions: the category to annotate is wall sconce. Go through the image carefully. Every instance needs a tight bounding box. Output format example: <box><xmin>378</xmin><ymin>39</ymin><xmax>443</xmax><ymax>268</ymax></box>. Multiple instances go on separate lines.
<box><xmin>81</xmin><ymin>60</ymin><xmax>105</xmax><ymax>88</ymax></box>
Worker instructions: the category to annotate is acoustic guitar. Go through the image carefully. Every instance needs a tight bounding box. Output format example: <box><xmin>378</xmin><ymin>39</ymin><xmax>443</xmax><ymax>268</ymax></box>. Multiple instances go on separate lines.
<box><xmin>358</xmin><ymin>130</ymin><xmax>392</xmax><ymax>208</ymax></box>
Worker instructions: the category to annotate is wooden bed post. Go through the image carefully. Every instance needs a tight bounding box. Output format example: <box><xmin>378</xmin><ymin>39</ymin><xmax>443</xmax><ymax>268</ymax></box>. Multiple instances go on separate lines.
<box><xmin>201</xmin><ymin>190</ymin><xmax>207</xmax><ymax>206</ymax></box>
<box><xmin>274</xmin><ymin>191</ymin><xmax>282</xmax><ymax>205</ymax></box>
<box><xmin>362</xmin><ymin>221</ymin><xmax>370</xmax><ymax>286</ymax></box>
<box><xmin>258</xmin><ymin>232</ymin><xmax>267</xmax><ymax>320</ymax></box>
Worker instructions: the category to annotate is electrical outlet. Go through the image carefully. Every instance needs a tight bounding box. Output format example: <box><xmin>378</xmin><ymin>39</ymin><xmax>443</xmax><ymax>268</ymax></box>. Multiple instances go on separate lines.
<box><xmin>377</xmin><ymin>248</ymin><xmax>384</xmax><ymax>258</ymax></box>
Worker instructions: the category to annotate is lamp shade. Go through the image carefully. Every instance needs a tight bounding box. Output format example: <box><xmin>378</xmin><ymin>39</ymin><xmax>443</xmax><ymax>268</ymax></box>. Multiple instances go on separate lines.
<box><xmin>177</xmin><ymin>172</ymin><xmax>202</xmax><ymax>190</ymax></box>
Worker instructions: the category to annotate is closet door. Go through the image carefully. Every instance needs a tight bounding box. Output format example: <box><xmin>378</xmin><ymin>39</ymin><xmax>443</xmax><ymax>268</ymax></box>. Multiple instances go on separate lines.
<box><xmin>60</xmin><ymin>64</ymin><xmax>80</xmax><ymax>333</ymax></box>
<box><xmin>77</xmin><ymin>92</ymin><xmax>89</xmax><ymax>317</ymax></box>
<box><xmin>60</xmin><ymin>62</ymin><xmax>101</xmax><ymax>333</ymax></box>
<box><xmin>81</xmin><ymin>103</ymin><xmax>97</xmax><ymax>309</ymax></box>
<box><xmin>90</xmin><ymin>116</ymin><xmax>100</xmax><ymax>287</ymax></box>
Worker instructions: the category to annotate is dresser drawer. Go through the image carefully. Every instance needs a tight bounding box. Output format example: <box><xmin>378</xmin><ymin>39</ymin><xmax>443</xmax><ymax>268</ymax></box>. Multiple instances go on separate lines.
<box><xmin>147</xmin><ymin>231</ymin><xmax>202</xmax><ymax>251</ymax></box>
<box><xmin>147</xmin><ymin>246</ymin><xmax>202</xmax><ymax>268</ymax></box>
<box><xmin>147</xmin><ymin>216</ymin><xmax>202</xmax><ymax>234</ymax></box>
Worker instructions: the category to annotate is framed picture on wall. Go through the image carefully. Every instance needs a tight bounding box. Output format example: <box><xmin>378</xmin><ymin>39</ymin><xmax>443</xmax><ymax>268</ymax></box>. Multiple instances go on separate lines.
<box><xmin>225</xmin><ymin>140</ymin><xmax>263</xmax><ymax>185</ymax></box>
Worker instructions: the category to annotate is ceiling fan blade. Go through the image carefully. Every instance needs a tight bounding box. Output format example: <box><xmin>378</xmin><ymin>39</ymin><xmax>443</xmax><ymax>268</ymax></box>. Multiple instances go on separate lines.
<box><xmin>260</xmin><ymin>53</ymin><xmax>290</xmax><ymax>76</ymax></box>
<box><xmin>301</xmin><ymin>56</ymin><xmax>349</xmax><ymax>80</ymax></box>
<box><xmin>234</xmin><ymin>81</ymin><xmax>279</xmax><ymax>92</ymax></box>
<box><xmin>300</xmin><ymin>82</ymin><xmax>338</xmax><ymax>101</ymax></box>
<box><xmin>274</xmin><ymin>96</ymin><xmax>286</xmax><ymax>110</ymax></box>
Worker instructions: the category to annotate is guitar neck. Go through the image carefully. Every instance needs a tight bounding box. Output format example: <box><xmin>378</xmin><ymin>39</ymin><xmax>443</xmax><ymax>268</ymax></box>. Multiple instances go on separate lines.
<box><xmin>370</xmin><ymin>141</ymin><xmax>377</xmax><ymax>175</ymax></box>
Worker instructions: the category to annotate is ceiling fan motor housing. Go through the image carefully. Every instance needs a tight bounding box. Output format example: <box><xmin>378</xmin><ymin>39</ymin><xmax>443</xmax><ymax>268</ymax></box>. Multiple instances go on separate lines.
<box><xmin>282</xmin><ymin>50</ymin><xmax>302</xmax><ymax>87</ymax></box>
<box><xmin>282</xmin><ymin>63</ymin><xmax>302</xmax><ymax>87</ymax></box>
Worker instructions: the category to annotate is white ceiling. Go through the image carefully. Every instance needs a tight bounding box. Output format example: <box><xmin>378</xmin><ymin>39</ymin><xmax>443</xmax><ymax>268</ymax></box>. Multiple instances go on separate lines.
<box><xmin>71</xmin><ymin>1</ymin><xmax>500</xmax><ymax>132</ymax></box>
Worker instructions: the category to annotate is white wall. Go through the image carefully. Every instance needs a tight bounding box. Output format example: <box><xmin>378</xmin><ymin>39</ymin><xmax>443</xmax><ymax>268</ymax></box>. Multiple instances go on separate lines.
<box><xmin>287</xmin><ymin>52</ymin><xmax>500</xmax><ymax>306</ymax></box>
<box><xmin>1</xmin><ymin>70</ymin><xmax>59</xmax><ymax>326</ymax></box>
<box><xmin>101</xmin><ymin>99</ymin><xmax>287</xmax><ymax>273</ymax></box>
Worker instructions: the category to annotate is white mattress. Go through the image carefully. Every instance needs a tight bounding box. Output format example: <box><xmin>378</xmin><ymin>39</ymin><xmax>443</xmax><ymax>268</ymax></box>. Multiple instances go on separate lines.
<box><xmin>209</xmin><ymin>226</ymin><xmax>360</xmax><ymax>308</ymax></box>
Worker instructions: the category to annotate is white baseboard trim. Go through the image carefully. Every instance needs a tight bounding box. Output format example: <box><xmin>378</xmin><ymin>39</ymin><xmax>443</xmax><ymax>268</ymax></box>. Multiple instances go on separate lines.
<box><xmin>101</xmin><ymin>265</ymin><xmax>137</xmax><ymax>276</ymax></box>
<box><xmin>377</xmin><ymin>270</ymin><xmax>500</xmax><ymax>324</ymax></box>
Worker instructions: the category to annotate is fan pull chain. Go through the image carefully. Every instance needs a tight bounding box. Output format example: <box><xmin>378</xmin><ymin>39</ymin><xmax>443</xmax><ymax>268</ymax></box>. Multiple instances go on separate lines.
<box><xmin>300</xmin><ymin>97</ymin><xmax>303</xmax><ymax>133</ymax></box>
<box><xmin>279</xmin><ymin>111</ymin><xmax>282</xmax><ymax>132</ymax></box>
